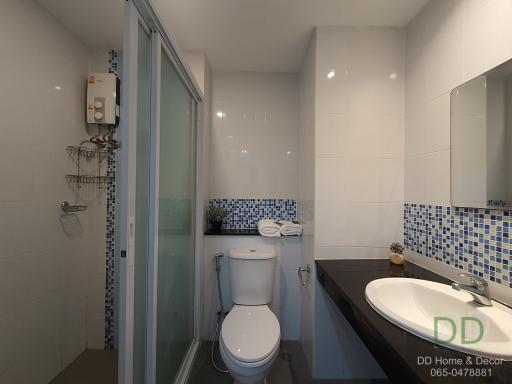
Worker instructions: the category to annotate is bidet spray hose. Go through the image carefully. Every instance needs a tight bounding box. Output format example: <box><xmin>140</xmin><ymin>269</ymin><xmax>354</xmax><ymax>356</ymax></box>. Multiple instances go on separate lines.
<box><xmin>214</xmin><ymin>252</ymin><xmax>225</xmax><ymax>314</ymax></box>
<box><xmin>211</xmin><ymin>252</ymin><xmax>229</xmax><ymax>374</ymax></box>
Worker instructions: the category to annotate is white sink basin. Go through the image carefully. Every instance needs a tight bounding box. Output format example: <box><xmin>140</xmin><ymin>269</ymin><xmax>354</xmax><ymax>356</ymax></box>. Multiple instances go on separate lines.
<box><xmin>365</xmin><ymin>278</ymin><xmax>512</xmax><ymax>360</ymax></box>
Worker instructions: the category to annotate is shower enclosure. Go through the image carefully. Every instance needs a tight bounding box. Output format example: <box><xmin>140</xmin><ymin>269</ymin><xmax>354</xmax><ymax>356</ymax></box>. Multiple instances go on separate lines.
<box><xmin>118</xmin><ymin>1</ymin><xmax>202</xmax><ymax>383</ymax></box>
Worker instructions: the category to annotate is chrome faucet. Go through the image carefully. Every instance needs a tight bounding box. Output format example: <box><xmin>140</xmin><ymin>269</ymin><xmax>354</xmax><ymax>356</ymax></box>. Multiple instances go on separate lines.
<box><xmin>451</xmin><ymin>272</ymin><xmax>492</xmax><ymax>306</ymax></box>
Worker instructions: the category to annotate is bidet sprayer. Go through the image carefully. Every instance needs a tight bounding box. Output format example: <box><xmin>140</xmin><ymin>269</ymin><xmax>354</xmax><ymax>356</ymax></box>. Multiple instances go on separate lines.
<box><xmin>214</xmin><ymin>252</ymin><xmax>224</xmax><ymax>272</ymax></box>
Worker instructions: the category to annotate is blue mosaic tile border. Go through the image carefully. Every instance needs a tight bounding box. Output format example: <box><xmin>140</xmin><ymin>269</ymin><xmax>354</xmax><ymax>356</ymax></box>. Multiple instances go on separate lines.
<box><xmin>104</xmin><ymin>50</ymin><xmax>119</xmax><ymax>349</ymax></box>
<box><xmin>404</xmin><ymin>204</ymin><xmax>512</xmax><ymax>288</ymax></box>
<box><xmin>208</xmin><ymin>199</ymin><xmax>297</xmax><ymax>229</ymax></box>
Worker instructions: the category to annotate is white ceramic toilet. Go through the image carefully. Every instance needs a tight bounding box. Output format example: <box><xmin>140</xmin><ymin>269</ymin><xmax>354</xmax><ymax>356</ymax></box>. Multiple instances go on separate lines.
<box><xmin>220</xmin><ymin>247</ymin><xmax>280</xmax><ymax>384</ymax></box>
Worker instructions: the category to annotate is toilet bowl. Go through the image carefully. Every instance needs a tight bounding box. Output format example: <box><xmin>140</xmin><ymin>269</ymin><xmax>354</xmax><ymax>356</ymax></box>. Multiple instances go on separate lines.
<box><xmin>220</xmin><ymin>304</ymin><xmax>280</xmax><ymax>384</ymax></box>
<box><xmin>221</xmin><ymin>247</ymin><xmax>279</xmax><ymax>383</ymax></box>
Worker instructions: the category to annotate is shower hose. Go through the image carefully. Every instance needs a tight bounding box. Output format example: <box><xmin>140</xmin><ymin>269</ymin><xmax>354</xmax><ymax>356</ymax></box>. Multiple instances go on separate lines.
<box><xmin>211</xmin><ymin>253</ymin><xmax>230</xmax><ymax>373</ymax></box>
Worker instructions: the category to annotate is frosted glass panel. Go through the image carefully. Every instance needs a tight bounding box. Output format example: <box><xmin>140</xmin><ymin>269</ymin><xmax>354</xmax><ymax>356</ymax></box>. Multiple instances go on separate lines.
<box><xmin>133</xmin><ymin>25</ymin><xmax>151</xmax><ymax>384</ymax></box>
<box><xmin>156</xmin><ymin>51</ymin><xmax>197</xmax><ymax>383</ymax></box>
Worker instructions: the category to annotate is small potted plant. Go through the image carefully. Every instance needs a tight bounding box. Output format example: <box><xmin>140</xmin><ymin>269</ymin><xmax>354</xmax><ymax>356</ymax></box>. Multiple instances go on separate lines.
<box><xmin>207</xmin><ymin>205</ymin><xmax>227</xmax><ymax>232</ymax></box>
<box><xmin>389</xmin><ymin>242</ymin><xmax>405</xmax><ymax>265</ymax></box>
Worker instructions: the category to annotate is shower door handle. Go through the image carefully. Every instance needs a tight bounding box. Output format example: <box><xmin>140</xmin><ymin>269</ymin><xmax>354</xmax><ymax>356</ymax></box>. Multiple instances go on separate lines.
<box><xmin>298</xmin><ymin>264</ymin><xmax>311</xmax><ymax>287</ymax></box>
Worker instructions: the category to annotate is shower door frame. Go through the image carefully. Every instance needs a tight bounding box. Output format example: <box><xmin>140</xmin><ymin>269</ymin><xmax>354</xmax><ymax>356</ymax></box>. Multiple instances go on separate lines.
<box><xmin>119</xmin><ymin>1</ymin><xmax>204</xmax><ymax>383</ymax></box>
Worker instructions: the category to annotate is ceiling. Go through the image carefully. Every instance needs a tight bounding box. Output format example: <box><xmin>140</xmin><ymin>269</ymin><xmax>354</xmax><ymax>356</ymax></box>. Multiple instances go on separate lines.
<box><xmin>36</xmin><ymin>0</ymin><xmax>124</xmax><ymax>50</ymax></box>
<box><xmin>37</xmin><ymin>0</ymin><xmax>428</xmax><ymax>72</ymax></box>
<box><xmin>153</xmin><ymin>0</ymin><xmax>429</xmax><ymax>73</ymax></box>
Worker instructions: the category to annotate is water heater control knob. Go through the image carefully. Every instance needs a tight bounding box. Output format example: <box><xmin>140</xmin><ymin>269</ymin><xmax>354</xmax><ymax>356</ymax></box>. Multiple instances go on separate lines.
<box><xmin>94</xmin><ymin>111</ymin><xmax>104</xmax><ymax>120</ymax></box>
<box><xmin>94</xmin><ymin>100</ymin><xmax>104</xmax><ymax>109</ymax></box>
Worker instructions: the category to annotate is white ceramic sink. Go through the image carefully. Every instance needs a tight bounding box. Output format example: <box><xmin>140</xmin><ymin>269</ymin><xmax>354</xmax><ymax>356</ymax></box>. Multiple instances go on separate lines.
<box><xmin>365</xmin><ymin>278</ymin><xmax>512</xmax><ymax>360</ymax></box>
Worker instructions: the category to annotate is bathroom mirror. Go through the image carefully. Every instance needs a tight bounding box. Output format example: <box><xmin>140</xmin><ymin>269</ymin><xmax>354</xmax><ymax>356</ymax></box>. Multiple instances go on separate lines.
<box><xmin>451</xmin><ymin>58</ymin><xmax>512</xmax><ymax>209</ymax></box>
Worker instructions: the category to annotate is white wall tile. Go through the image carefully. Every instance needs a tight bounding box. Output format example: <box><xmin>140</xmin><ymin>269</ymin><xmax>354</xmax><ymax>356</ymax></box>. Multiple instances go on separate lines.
<box><xmin>209</xmin><ymin>72</ymin><xmax>299</xmax><ymax>199</ymax></box>
<box><xmin>425</xmin><ymin>149</ymin><xmax>451</xmax><ymax>206</ymax></box>
<box><xmin>60</xmin><ymin>299</ymin><xmax>87</xmax><ymax>367</ymax></box>
<box><xmin>406</xmin><ymin>150</ymin><xmax>451</xmax><ymax>206</ymax></box>
<box><xmin>316</xmin><ymin>158</ymin><xmax>403</xmax><ymax>206</ymax></box>
<box><xmin>297</xmin><ymin>33</ymin><xmax>316</xmax><ymax>372</ymax></box>
<box><xmin>0</xmin><ymin>311</ymin><xmax>27</xmax><ymax>378</ymax></box>
<box><xmin>0</xmin><ymin>0</ymin><xmax>107</xmax><ymax>380</ymax></box>
<box><xmin>23</xmin><ymin>295</ymin><xmax>62</xmax><ymax>384</ymax></box>
<box><xmin>316</xmin><ymin>201</ymin><xmax>403</xmax><ymax>247</ymax></box>
<box><xmin>86</xmin><ymin>312</ymin><xmax>106</xmax><ymax>350</ymax></box>
<box><xmin>405</xmin><ymin>0</ymin><xmax>512</xmax><ymax>207</ymax></box>
<box><xmin>183</xmin><ymin>51</ymin><xmax>206</xmax><ymax>94</ymax></box>
<box><xmin>87</xmin><ymin>273</ymin><xmax>108</xmax><ymax>315</ymax></box>
<box><xmin>317</xmin><ymin>246</ymin><xmax>389</xmax><ymax>260</ymax></box>
<box><xmin>405</xmin><ymin>20</ymin><xmax>429</xmax><ymax>109</ymax></box>
<box><xmin>0</xmin><ymin>148</ymin><xmax>35</xmax><ymax>202</ymax></box>
<box><xmin>317</xmin><ymin>114</ymin><xmax>404</xmax><ymax>159</ymax></box>
<box><xmin>404</xmin><ymin>155</ymin><xmax>427</xmax><ymax>203</ymax></box>
<box><xmin>315</xmin><ymin>26</ymin><xmax>405</xmax><ymax>254</ymax></box>
<box><xmin>279</xmin><ymin>237</ymin><xmax>302</xmax><ymax>271</ymax></box>
<box><xmin>376</xmin><ymin>159</ymin><xmax>405</xmax><ymax>203</ymax></box>
<box><xmin>279</xmin><ymin>269</ymin><xmax>301</xmax><ymax>340</ymax></box>
<box><xmin>463</xmin><ymin>0</ymin><xmax>512</xmax><ymax>80</ymax></box>
<box><xmin>405</xmin><ymin>103</ymin><xmax>427</xmax><ymax>157</ymax></box>
<box><xmin>311</xmin><ymin>27</ymin><xmax>405</xmax><ymax>380</ymax></box>
<box><xmin>423</xmin><ymin>2</ymin><xmax>465</xmax><ymax>100</ymax></box>
<box><xmin>425</xmin><ymin>94</ymin><xmax>451</xmax><ymax>153</ymax></box>
<box><xmin>0</xmin><ymin>204</ymin><xmax>36</xmax><ymax>260</ymax></box>
<box><xmin>316</xmin><ymin>27</ymin><xmax>405</xmax><ymax>116</ymax></box>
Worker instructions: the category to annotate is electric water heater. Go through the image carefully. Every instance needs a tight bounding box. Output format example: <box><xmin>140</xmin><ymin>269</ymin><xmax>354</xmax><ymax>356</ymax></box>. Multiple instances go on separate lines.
<box><xmin>86</xmin><ymin>73</ymin><xmax>120</xmax><ymax>126</ymax></box>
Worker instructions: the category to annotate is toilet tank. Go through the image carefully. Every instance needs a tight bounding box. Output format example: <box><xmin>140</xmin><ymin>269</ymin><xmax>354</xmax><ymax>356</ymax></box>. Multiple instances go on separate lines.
<box><xmin>229</xmin><ymin>247</ymin><xmax>276</xmax><ymax>305</ymax></box>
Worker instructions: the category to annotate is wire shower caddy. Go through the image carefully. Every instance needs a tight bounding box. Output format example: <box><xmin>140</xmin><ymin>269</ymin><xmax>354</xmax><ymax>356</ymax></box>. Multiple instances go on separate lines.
<box><xmin>63</xmin><ymin>144</ymin><xmax>111</xmax><ymax>212</ymax></box>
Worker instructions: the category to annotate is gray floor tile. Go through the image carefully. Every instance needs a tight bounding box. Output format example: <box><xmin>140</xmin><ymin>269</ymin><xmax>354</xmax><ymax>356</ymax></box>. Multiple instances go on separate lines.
<box><xmin>188</xmin><ymin>341</ymin><xmax>390</xmax><ymax>384</ymax></box>
<box><xmin>49</xmin><ymin>349</ymin><xmax>117</xmax><ymax>384</ymax></box>
<box><xmin>188</xmin><ymin>341</ymin><xmax>312</xmax><ymax>384</ymax></box>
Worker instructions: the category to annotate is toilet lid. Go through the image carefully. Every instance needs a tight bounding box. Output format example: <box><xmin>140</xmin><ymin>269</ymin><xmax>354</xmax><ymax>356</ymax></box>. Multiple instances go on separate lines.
<box><xmin>221</xmin><ymin>305</ymin><xmax>280</xmax><ymax>363</ymax></box>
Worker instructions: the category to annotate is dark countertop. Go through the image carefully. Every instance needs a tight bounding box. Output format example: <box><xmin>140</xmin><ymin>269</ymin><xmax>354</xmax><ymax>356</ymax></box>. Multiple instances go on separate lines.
<box><xmin>316</xmin><ymin>259</ymin><xmax>512</xmax><ymax>384</ymax></box>
<box><xmin>204</xmin><ymin>228</ymin><xmax>260</xmax><ymax>236</ymax></box>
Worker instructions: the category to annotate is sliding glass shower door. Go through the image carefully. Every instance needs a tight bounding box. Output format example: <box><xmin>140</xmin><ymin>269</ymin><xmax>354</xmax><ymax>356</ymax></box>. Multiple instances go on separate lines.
<box><xmin>133</xmin><ymin>23</ymin><xmax>151</xmax><ymax>384</ymax></box>
<box><xmin>155</xmin><ymin>49</ymin><xmax>197</xmax><ymax>383</ymax></box>
<box><xmin>119</xmin><ymin>2</ymin><xmax>201</xmax><ymax>383</ymax></box>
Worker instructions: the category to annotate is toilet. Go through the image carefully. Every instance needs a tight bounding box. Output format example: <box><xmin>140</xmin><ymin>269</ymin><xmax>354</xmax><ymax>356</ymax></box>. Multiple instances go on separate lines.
<box><xmin>220</xmin><ymin>247</ymin><xmax>280</xmax><ymax>384</ymax></box>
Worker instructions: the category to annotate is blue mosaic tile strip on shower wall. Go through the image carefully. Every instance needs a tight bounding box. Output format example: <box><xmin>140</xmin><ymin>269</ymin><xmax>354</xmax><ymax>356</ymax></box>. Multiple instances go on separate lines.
<box><xmin>208</xmin><ymin>199</ymin><xmax>297</xmax><ymax>229</ymax></box>
<box><xmin>404</xmin><ymin>204</ymin><xmax>512</xmax><ymax>288</ymax></box>
<box><xmin>104</xmin><ymin>49</ymin><xmax>119</xmax><ymax>350</ymax></box>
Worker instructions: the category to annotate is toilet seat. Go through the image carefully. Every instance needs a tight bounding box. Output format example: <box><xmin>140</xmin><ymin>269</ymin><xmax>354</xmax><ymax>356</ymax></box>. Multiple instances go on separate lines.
<box><xmin>220</xmin><ymin>305</ymin><xmax>280</xmax><ymax>364</ymax></box>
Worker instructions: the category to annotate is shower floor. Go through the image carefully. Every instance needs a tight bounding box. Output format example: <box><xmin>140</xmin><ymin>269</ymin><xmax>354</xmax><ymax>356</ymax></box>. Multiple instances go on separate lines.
<box><xmin>49</xmin><ymin>349</ymin><xmax>117</xmax><ymax>384</ymax></box>
<box><xmin>188</xmin><ymin>341</ymin><xmax>388</xmax><ymax>384</ymax></box>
